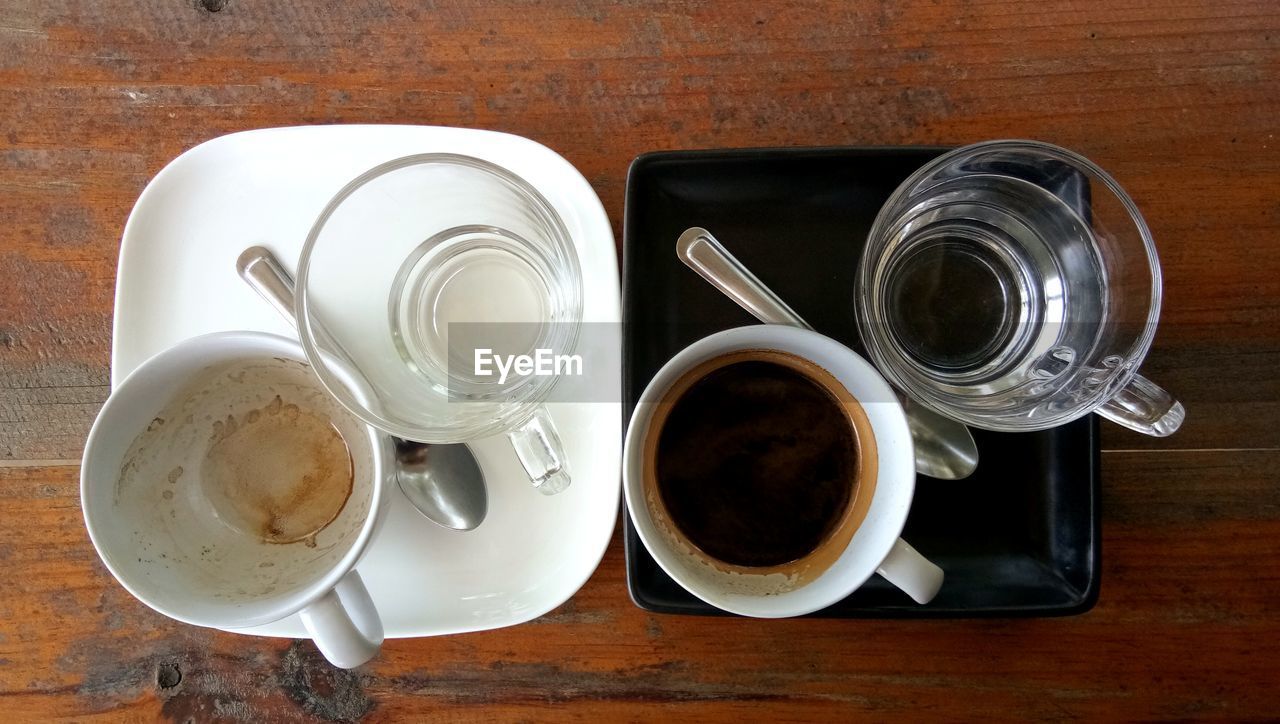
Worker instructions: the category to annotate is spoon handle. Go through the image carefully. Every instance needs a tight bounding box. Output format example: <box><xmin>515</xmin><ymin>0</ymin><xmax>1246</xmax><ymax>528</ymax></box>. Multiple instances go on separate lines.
<box><xmin>236</xmin><ymin>245</ymin><xmax>298</xmax><ymax>327</ymax></box>
<box><xmin>677</xmin><ymin>227</ymin><xmax>812</xmax><ymax>330</ymax></box>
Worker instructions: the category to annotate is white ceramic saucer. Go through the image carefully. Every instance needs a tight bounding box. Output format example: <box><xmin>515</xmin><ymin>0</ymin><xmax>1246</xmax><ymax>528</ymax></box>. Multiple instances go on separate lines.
<box><xmin>112</xmin><ymin>125</ymin><xmax>621</xmax><ymax>638</ymax></box>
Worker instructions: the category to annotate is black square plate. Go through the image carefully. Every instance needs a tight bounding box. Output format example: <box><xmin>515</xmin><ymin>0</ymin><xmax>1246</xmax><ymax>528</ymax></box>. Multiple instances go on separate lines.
<box><xmin>622</xmin><ymin>147</ymin><xmax>1100</xmax><ymax>617</ymax></box>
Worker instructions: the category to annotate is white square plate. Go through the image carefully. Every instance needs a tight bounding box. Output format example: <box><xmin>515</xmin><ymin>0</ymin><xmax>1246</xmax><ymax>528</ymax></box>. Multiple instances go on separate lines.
<box><xmin>112</xmin><ymin>125</ymin><xmax>621</xmax><ymax>638</ymax></box>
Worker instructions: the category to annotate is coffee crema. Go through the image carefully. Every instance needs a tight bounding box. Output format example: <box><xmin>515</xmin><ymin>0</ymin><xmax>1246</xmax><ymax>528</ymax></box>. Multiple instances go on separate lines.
<box><xmin>642</xmin><ymin>350</ymin><xmax>878</xmax><ymax>579</ymax></box>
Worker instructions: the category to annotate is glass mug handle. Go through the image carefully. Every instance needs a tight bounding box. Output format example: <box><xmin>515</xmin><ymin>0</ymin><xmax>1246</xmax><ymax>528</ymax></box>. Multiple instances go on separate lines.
<box><xmin>1097</xmin><ymin>372</ymin><xmax>1186</xmax><ymax>437</ymax></box>
<box><xmin>507</xmin><ymin>404</ymin><xmax>572</xmax><ymax>495</ymax></box>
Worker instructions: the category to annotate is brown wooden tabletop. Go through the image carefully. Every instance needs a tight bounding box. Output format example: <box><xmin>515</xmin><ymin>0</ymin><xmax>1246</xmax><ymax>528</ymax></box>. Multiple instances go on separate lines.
<box><xmin>2</xmin><ymin>0</ymin><xmax>1278</xmax><ymax>720</ymax></box>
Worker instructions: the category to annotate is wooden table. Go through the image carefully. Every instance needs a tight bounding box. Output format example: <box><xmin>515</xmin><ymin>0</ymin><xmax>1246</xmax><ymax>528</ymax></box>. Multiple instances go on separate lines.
<box><xmin>2</xmin><ymin>1</ymin><xmax>1277</xmax><ymax>719</ymax></box>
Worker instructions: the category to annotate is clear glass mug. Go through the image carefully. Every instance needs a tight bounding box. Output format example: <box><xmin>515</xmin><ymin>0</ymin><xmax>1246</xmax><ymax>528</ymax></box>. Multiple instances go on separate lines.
<box><xmin>857</xmin><ymin>140</ymin><xmax>1184</xmax><ymax>437</ymax></box>
<box><xmin>297</xmin><ymin>154</ymin><xmax>583</xmax><ymax>493</ymax></box>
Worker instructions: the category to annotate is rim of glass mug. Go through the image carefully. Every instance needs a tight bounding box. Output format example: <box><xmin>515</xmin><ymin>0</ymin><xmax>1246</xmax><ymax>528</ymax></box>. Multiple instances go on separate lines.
<box><xmin>295</xmin><ymin>153</ymin><xmax>583</xmax><ymax>443</ymax></box>
<box><xmin>858</xmin><ymin>138</ymin><xmax>1172</xmax><ymax>434</ymax></box>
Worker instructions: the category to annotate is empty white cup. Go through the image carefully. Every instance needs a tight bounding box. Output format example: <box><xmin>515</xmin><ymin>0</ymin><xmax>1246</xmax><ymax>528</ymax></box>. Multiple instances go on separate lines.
<box><xmin>81</xmin><ymin>331</ymin><xmax>393</xmax><ymax>668</ymax></box>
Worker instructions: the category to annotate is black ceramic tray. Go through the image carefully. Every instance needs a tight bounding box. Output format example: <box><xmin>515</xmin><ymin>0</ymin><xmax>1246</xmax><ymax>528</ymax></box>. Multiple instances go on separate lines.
<box><xmin>621</xmin><ymin>147</ymin><xmax>1100</xmax><ymax>617</ymax></box>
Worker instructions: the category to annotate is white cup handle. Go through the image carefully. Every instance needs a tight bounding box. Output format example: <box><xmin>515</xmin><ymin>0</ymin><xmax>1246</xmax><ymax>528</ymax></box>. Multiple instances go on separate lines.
<box><xmin>876</xmin><ymin>538</ymin><xmax>944</xmax><ymax>604</ymax></box>
<box><xmin>299</xmin><ymin>570</ymin><xmax>384</xmax><ymax>668</ymax></box>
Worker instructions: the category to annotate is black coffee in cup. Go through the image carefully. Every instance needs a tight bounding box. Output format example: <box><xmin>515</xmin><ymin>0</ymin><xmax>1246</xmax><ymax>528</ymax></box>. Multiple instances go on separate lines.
<box><xmin>642</xmin><ymin>350</ymin><xmax>877</xmax><ymax>573</ymax></box>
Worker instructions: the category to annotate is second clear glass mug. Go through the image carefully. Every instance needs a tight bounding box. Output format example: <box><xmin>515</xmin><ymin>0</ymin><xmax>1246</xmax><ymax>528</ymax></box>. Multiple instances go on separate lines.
<box><xmin>857</xmin><ymin>140</ymin><xmax>1184</xmax><ymax>437</ymax></box>
<box><xmin>296</xmin><ymin>154</ymin><xmax>583</xmax><ymax>494</ymax></box>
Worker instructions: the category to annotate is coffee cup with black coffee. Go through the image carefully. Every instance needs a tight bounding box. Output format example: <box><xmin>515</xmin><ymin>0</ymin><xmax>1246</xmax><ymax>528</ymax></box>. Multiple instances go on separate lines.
<box><xmin>624</xmin><ymin>325</ymin><xmax>943</xmax><ymax>616</ymax></box>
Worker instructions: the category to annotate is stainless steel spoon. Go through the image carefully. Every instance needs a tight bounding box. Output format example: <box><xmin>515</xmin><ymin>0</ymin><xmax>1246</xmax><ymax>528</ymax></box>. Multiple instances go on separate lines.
<box><xmin>236</xmin><ymin>246</ymin><xmax>489</xmax><ymax>530</ymax></box>
<box><xmin>676</xmin><ymin>227</ymin><xmax>980</xmax><ymax>480</ymax></box>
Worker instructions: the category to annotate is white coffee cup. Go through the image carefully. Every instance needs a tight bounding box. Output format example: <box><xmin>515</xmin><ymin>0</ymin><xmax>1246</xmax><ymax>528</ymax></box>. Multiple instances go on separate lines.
<box><xmin>623</xmin><ymin>325</ymin><xmax>944</xmax><ymax>617</ymax></box>
<box><xmin>81</xmin><ymin>331</ymin><xmax>393</xmax><ymax>668</ymax></box>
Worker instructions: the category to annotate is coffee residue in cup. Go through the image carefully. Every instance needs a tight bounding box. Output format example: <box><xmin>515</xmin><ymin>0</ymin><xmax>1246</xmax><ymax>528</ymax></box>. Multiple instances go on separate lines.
<box><xmin>201</xmin><ymin>394</ymin><xmax>353</xmax><ymax>546</ymax></box>
<box><xmin>115</xmin><ymin>358</ymin><xmax>358</xmax><ymax>551</ymax></box>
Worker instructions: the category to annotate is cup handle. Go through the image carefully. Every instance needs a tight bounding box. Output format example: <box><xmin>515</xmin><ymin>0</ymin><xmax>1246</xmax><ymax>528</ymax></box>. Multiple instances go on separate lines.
<box><xmin>298</xmin><ymin>570</ymin><xmax>384</xmax><ymax>669</ymax></box>
<box><xmin>876</xmin><ymin>538</ymin><xmax>944</xmax><ymax>604</ymax></box>
<box><xmin>507</xmin><ymin>404</ymin><xmax>571</xmax><ymax>495</ymax></box>
<box><xmin>1096</xmin><ymin>372</ymin><xmax>1185</xmax><ymax>437</ymax></box>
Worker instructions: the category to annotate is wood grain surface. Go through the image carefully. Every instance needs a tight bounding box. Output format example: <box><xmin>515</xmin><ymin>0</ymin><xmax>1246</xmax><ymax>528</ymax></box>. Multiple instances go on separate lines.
<box><xmin>1</xmin><ymin>0</ymin><xmax>1277</xmax><ymax>720</ymax></box>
